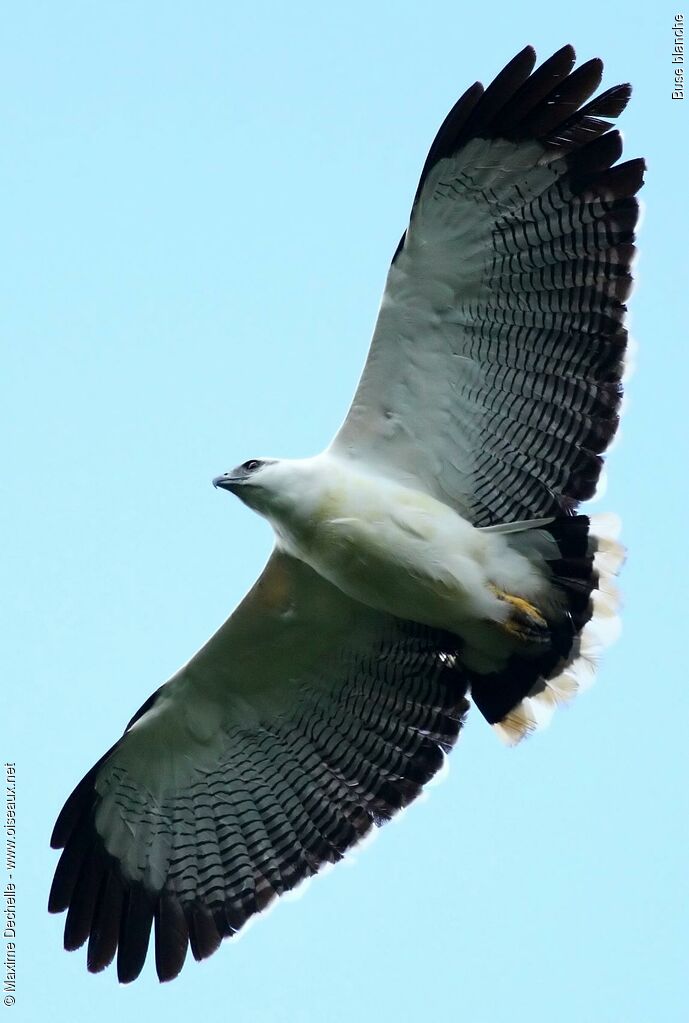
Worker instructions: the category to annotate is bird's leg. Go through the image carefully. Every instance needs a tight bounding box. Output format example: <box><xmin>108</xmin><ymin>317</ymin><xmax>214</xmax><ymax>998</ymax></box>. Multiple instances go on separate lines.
<box><xmin>488</xmin><ymin>585</ymin><xmax>549</xmax><ymax>645</ymax></box>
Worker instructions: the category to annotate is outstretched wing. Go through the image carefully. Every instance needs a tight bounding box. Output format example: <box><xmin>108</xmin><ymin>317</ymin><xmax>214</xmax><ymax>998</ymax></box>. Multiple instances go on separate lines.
<box><xmin>49</xmin><ymin>551</ymin><xmax>469</xmax><ymax>982</ymax></box>
<box><xmin>332</xmin><ymin>45</ymin><xmax>644</xmax><ymax>526</ymax></box>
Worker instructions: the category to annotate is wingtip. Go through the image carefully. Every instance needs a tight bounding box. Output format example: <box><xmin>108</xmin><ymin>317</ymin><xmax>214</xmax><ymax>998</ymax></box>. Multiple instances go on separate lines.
<box><xmin>515</xmin><ymin>43</ymin><xmax>538</xmax><ymax>65</ymax></box>
<box><xmin>49</xmin><ymin>826</ymin><xmax>64</xmax><ymax>851</ymax></box>
<box><xmin>154</xmin><ymin>894</ymin><xmax>189</xmax><ymax>983</ymax></box>
<box><xmin>586</xmin><ymin>55</ymin><xmax>605</xmax><ymax>80</ymax></box>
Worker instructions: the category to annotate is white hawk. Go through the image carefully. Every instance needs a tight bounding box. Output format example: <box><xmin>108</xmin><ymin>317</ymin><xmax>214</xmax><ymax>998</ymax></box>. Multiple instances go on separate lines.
<box><xmin>49</xmin><ymin>44</ymin><xmax>643</xmax><ymax>983</ymax></box>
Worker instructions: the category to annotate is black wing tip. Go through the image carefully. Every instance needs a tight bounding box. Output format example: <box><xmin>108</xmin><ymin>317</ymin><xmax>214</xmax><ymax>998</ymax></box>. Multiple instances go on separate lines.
<box><xmin>50</xmin><ymin>794</ymin><xmax>83</xmax><ymax>850</ymax></box>
<box><xmin>517</xmin><ymin>43</ymin><xmax>538</xmax><ymax>61</ymax></box>
<box><xmin>52</xmin><ymin>816</ymin><xmax>165</xmax><ymax>983</ymax></box>
<box><xmin>581</xmin><ymin>54</ymin><xmax>604</xmax><ymax>76</ymax></box>
<box><xmin>412</xmin><ymin>44</ymin><xmax>638</xmax><ymax>205</ymax></box>
<box><xmin>502</xmin><ymin>44</ymin><xmax>538</xmax><ymax>77</ymax></box>
<box><xmin>635</xmin><ymin>156</ymin><xmax>647</xmax><ymax>187</ymax></box>
<box><xmin>188</xmin><ymin>903</ymin><xmax>223</xmax><ymax>963</ymax></box>
<box><xmin>155</xmin><ymin>894</ymin><xmax>189</xmax><ymax>982</ymax></box>
<box><xmin>116</xmin><ymin>886</ymin><xmax>156</xmax><ymax>983</ymax></box>
<box><xmin>614</xmin><ymin>81</ymin><xmax>633</xmax><ymax>105</ymax></box>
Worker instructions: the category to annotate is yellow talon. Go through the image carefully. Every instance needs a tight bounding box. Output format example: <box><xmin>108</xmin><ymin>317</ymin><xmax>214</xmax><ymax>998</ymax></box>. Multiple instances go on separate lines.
<box><xmin>489</xmin><ymin>585</ymin><xmax>548</xmax><ymax>644</ymax></box>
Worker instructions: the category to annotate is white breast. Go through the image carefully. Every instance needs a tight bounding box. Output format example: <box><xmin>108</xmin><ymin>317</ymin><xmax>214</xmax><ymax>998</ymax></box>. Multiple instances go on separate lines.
<box><xmin>274</xmin><ymin>458</ymin><xmax>506</xmax><ymax>632</ymax></box>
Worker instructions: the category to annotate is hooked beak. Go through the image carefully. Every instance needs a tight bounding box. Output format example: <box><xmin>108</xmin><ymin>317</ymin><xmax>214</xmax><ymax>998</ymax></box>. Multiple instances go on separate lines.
<box><xmin>212</xmin><ymin>473</ymin><xmax>240</xmax><ymax>493</ymax></box>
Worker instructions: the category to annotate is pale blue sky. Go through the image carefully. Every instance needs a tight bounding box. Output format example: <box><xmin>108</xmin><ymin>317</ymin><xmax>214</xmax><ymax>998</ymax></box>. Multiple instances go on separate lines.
<box><xmin>3</xmin><ymin>3</ymin><xmax>687</xmax><ymax>1021</ymax></box>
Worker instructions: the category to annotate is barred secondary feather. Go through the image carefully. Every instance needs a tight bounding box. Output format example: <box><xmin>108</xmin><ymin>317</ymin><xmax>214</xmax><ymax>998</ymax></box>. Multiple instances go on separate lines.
<box><xmin>49</xmin><ymin>44</ymin><xmax>643</xmax><ymax>983</ymax></box>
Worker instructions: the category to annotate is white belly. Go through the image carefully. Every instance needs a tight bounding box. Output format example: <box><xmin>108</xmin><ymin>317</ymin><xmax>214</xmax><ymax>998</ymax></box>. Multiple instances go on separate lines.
<box><xmin>275</xmin><ymin>468</ymin><xmax>511</xmax><ymax>634</ymax></box>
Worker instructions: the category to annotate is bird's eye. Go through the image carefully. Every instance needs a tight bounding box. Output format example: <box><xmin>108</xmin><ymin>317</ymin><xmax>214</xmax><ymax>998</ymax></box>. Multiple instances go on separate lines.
<box><xmin>242</xmin><ymin>459</ymin><xmax>262</xmax><ymax>473</ymax></box>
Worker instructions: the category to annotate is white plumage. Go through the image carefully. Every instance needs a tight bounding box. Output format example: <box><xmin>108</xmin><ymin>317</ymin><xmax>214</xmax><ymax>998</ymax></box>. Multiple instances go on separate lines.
<box><xmin>231</xmin><ymin>456</ymin><xmax>551</xmax><ymax>662</ymax></box>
